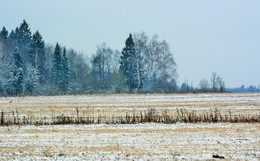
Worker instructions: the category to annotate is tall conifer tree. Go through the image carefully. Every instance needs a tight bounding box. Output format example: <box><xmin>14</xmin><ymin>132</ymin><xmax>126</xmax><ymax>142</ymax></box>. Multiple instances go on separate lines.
<box><xmin>12</xmin><ymin>47</ymin><xmax>24</xmax><ymax>95</ymax></box>
<box><xmin>52</xmin><ymin>43</ymin><xmax>62</xmax><ymax>87</ymax></box>
<box><xmin>60</xmin><ymin>48</ymin><xmax>70</xmax><ymax>93</ymax></box>
<box><xmin>0</xmin><ymin>27</ymin><xmax>8</xmax><ymax>39</ymax></box>
<box><xmin>29</xmin><ymin>30</ymin><xmax>46</xmax><ymax>83</ymax></box>
<box><xmin>17</xmin><ymin>20</ymin><xmax>32</xmax><ymax>65</ymax></box>
<box><xmin>120</xmin><ymin>33</ymin><xmax>143</xmax><ymax>93</ymax></box>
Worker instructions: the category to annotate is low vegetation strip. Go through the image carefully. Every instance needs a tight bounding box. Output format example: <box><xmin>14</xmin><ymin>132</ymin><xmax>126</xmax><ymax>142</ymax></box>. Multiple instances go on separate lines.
<box><xmin>1</xmin><ymin>108</ymin><xmax>259</xmax><ymax>126</ymax></box>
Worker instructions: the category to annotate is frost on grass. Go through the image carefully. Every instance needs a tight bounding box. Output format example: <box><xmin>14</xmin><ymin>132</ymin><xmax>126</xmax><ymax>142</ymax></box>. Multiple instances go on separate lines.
<box><xmin>0</xmin><ymin>93</ymin><xmax>260</xmax><ymax>124</ymax></box>
<box><xmin>0</xmin><ymin>93</ymin><xmax>260</xmax><ymax>160</ymax></box>
<box><xmin>0</xmin><ymin>123</ymin><xmax>260</xmax><ymax>160</ymax></box>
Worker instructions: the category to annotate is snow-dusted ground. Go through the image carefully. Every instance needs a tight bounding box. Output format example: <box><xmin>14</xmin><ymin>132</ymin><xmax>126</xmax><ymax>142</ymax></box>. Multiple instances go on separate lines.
<box><xmin>0</xmin><ymin>93</ymin><xmax>260</xmax><ymax>160</ymax></box>
<box><xmin>0</xmin><ymin>93</ymin><xmax>259</xmax><ymax>119</ymax></box>
<box><xmin>0</xmin><ymin>123</ymin><xmax>259</xmax><ymax>160</ymax></box>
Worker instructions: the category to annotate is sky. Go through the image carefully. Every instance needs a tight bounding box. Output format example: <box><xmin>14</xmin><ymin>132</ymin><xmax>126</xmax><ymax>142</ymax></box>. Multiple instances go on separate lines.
<box><xmin>0</xmin><ymin>0</ymin><xmax>260</xmax><ymax>88</ymax></box>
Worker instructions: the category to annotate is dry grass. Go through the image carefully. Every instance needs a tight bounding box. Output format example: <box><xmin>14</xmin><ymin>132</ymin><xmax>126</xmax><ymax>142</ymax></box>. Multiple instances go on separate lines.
<box><xmin>0</xmin><ymin>93</ymin><xmax>260</xmax><ymax>126</ymax></box>
<box><xmin>1</xmin><ymin>107</ymin><xmax>259</xmax><ymax>126</ymax></box>
<box><xmin>1</xmin><ymin>93</ymin><xmax>260</xmax><ymax>160</ymax></box>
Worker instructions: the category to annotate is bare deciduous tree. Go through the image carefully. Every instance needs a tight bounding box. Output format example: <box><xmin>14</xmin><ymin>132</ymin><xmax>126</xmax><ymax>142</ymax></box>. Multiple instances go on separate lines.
<box><xmin>216</xmin><ymin>76</ymin><xmax>225</xmax><ymax>92</ymax></box>
<box><xmin>92</xmin><ymin>43</ymin><xmax>113</xmax><ymax>84</ymax></box>
<box><xmin>133</xmin><ymin>32</ymin><xmax>177</xmax><ymax>93</ymax></box>
<box><xmin>199</xmin><ymin>79</ymin><xmax>209</xmax><ymax>92</ymax></box>
<box><xmin>211</xmin><ymin>72</ymin><xmax>217</xmax><ymax>92</ymax></box>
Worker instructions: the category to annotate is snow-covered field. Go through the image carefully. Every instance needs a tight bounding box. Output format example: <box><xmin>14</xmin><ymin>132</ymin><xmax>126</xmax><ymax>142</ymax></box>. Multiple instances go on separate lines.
<box><xmin>0</xmin><ymin>93</ymin><xmax>260</xmax><ymax>160</ymax></box>
<box><xmin>0</xmin><ymin>123</ymin><xmax>259</xmax><ymax>160</ymax></box>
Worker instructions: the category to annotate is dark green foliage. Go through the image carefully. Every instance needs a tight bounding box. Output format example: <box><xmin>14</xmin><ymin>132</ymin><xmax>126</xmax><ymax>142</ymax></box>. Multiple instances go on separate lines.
<box><xmin>29</xmin><ymin>30</ymin><xmax>46</xmax><ymax>83</ymax></box>
<box><xmin>16</xmin><ymin>20</ymin><xmax>32</xmax><ymax>65</ymax></box>
<box><xmin>0</xmin><ymin>27</ymin><xmax>9</xmax><ymax>60</ymax></box>
<box><xmin>12</xmin><ymin>47</ymin><xmax>24</xmax><ymax>95</ymax></box>
<box><xmin>92</xmin><ymin>53</ymin><xmax>103</xmax><ymax>84</ymax></box>
<box><xmin>51</xmin><ymin>45</ymin><xmax>70</xmax><ymax>93</ymax></box>
<box><xmin>0</xmin><ymin>20</ymin><xmax>184</xmax><ymax>96</ymax></box>
<box><xmin>17</xmin><ymin>20</ymin><xmax>32</xmax><ymax>47</ymax></box>
<box><xmin>29</xmin><ymin>31</ymin><xmax>44</xmax><ymax>67</ymax></box>
<box><xmin>52</xmin><ymin>43</ymin><xmax>62</xmax><ymax>86</ymax></box>
<box><xmin>13</xmin><ymin>47</ymin><xmax>23</xmax><ymax>69</ymax></box>
<box><xmin>0</xmin><ymin>27</ymin><xmax>8</xmax><ymax>39</ymax></box>
<box><xmin>14</xmin><ymin>68</ymin><xmax>24</xmax><ymax>95</ymax></box>
<box><xmin>120</xmin><ymin>34</ymin><xmax>133</xmax><ymax>90</ymax></box>
<box><xmin>60</xmin><ymin>48</ymin><xmax>70</xmax><ymax>93</ymax></box>
<box><xmin>120</xmin><ymin>33</ymin><xmax>143</xmax><ymax>93</ymax></box>
<box><xmin>24</xmin><ymin>65</ymin><xmax>39</xmax><ymax>94</ymax></box>
<box><xmin>8</xmin><ymin>30</ymin><xmax>16</xmax><ymax>41</ymax></box>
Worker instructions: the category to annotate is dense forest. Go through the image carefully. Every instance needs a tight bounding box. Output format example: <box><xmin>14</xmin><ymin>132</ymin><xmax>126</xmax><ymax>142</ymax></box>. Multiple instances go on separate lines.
<box><xmin>0</xmin><ymin>20</ymin><xmax>179</xmax><ymax>96</ymax></box>
<box><xmin>2</xmin><ymin>20</ymin><xmax>254</xmax><ymax>96</ymax></box>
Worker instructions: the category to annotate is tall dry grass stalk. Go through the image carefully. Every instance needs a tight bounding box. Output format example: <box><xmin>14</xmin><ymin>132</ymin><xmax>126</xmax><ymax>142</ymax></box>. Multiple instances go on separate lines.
<box><xmin>0</xmin><ymin>108</ymin><xmax>259</xmax><ymax>126</ymax></box>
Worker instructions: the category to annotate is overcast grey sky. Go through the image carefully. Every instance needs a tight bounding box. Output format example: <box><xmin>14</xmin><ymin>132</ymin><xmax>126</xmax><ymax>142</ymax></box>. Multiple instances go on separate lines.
<box><xmin>1</xmin><ymin>0</ymin><xmax>260</xmax><ymax>87</ymax></box>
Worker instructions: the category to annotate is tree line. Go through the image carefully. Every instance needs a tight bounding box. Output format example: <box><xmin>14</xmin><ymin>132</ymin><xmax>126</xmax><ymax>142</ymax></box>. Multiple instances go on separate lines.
<box><xmin>229</xmin><ymin>85</ymin><xmax>260</xmax><ymax>93</ymax></box>
<box><xmin>179</xmin><ymin>72</ymin><xmax>225</xmax><ymax>93</ymax></box>
<box><xmin>0</xmin><ymin>20</ymin><xmax>226</xmax><ymax>96</ymax></box>
<box><xmin>0</xmin><ymin>20</ymin><xmax>178</xmax><ymax>95</ymax></box>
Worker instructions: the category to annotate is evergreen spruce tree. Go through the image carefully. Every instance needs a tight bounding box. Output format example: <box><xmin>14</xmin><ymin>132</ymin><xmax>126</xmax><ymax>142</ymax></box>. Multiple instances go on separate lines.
<box><xmin>14</xmin><ymin>68</ymin><xmax>24</xmax><ymax>95</ymax></box>
<box><xmin>9</xmin><ymin>29</ymin><xmax>17</xmax><ymax>41</ymax></box>
<box><xmin>18</xmin><ymin>20</ymin><xmax>32</xmax><ymax>47</ymax></box>
<box><xmin>24</xmin><ymin>64</ymin><xmax>39</xmax><ymax>94</ymax></box>
<box><xmin>0</xmin><ymin>54</ymin><xmax>16</xmax><ymax>95</ymax></box>
<box><xmin>120</xmin><ymin>34</ymin><xmax>132</xmax><ymax>91</ymax></box>
<box><xmin>120</xmin><ymin>33</ymin><xmax>143</xmax><ymax>93</ymax></box>
<box><xmin>17</xmin><ymin>20</ymin><xmax>32</xmax><ymax>65</ymax></box>
<box><xmin>8</xmin><ymin>30</ymin><xmax>16</xmax><ymax>47</ymax></box>
<box><xmin>60</xmin><ymin>48</ymin><xmax>70</xmax><ymax>93</ymax></box>
<box><xmin>29</xmin><ymin>30</ymin><xmax>46</xmax><ymax>83</ymax></box>
<box><xmin>0</xmin><ymin>27</ymin><xmax>9</xmax><ymax>60</ymax></box>
<box><xmin>0</xmin><ymin>27</ymin><xmax>8</xmax><ymax>39</ymax></box>
<box><xmin>13</xmin><ymin>27</ymin><xmax>20</xmax><ymax>41</ymax></box>
<box><xmin>12</xmin><ymin>47</ymin><xmax>24</xmax><ymax>95</ymax></box>
<box><xmin>13</xmin><ymin>47</ymin><xmax>23</xmax><ymax>72</ymax></box>
<box><xmin>52</xmin><ymin>43</ymin><xmax>62</xmax><ymax>90</ymax></box>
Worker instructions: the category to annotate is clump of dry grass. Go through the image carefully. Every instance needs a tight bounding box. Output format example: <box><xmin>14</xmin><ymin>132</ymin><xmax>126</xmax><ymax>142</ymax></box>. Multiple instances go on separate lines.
<box><xmin>0</xmin><ymin>108</ymin><xmax>260</xmax><ymax>126</ymax></box>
